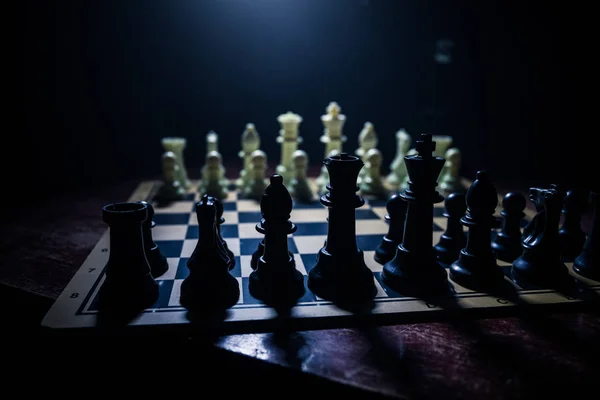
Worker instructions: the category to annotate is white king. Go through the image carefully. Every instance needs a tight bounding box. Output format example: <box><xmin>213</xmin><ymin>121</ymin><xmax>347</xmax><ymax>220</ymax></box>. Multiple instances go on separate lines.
<box><xmin>276</xmin><ymin>111</ymin><xmax>303</xmax><ymax>184</ymax></box>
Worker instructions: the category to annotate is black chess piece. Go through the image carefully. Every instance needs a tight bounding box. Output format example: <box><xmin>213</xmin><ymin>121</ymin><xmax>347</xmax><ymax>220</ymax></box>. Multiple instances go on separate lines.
<box><xmin>511</xmin><ymin>185</ymin><xmax>571</xmax><ymax>289</ymax></box>
<box><xmin>249</xmin><ymin>175</ymin><xmax>305</xmax><ymax>305</ymax></box>
<box><xmin>250</xmin><ymin>222</ymin><xmax>265</xmax><ymax>270</ymax></box>
<box><xmin>433</xmin><ymin>192</ymin><xmax>466</xmax><ymax>265</ymax></box>
<box><xmin>449</xmin><ymin>171</ymin><xmax>504</xmax><ymax>289</ymax></box>
<box><xmin>573</xmin><ymin>190</ymin><xmax>599</xmax><ymax>281</ymax></box>
<box><xmin>137</xmin><ymin>200</ymin><xmax>168</xmax><ymax>278</ymax></box>
<box><xmin>374</xmin><ymin>193</ymin><xmax>408</xmax><ymax>265</ymax></box>
<box><xmin>97</xmin><ymin>202</ymin><xmax>159</xmax><ymax>312</ymax></box>
<box><xmin>559</xmin><ymin>189</ymin><xmax>587</xmax><ymax>261</ymax></box>
<box><xmin>491</xmin><ymin>192</ymin><xmax>526</xmax><ymax>263</ymax></box>
<box><xmin>180</xmin><ymin>196</ymin><xmax>240</xmax><ymax>311</ymax></box>
<box><xmin>382</xmin><ymin>134</ymin><xmax>449</xmax><ymax>296</ymax></box>
<box><xmin>206</xmin><ymin>195</ymin><xmax>236</xmax><ymax>270</ymax></box>
<box><xmin>308</xmin><ymin>153</ymin><xmax>376</xmax><ymax>303</ymax></box>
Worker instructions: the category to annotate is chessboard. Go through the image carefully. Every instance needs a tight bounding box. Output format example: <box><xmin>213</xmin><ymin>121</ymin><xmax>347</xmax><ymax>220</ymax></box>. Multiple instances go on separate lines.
<box><xmin>41</xmin><ymin>179</ymin><xmax>600</xmax><ymax>334</ymax></box>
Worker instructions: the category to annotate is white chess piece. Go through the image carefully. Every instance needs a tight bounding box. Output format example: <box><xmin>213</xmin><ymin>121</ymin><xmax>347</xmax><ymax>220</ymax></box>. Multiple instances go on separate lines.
<box><xmin>206</xmin><ymin>131</ymin><xmax>219</xmax><ymax>153</ymax></box>
<box><xmin>360</xmin><ymin>148</ymin><xmax>387</xmax><ymax>198</ymax></box>
<box><xmin>244</xmin><ymin>149</ymin><xmax>268</xmax><ymax>200</ymax></box>
<box><xmin>432</xmin><ymin>135</ymin><xmax>453</xmax><ymax>158</ymax></box>
<box><xmin>199</xmin><ymin>150</ymin><xmax>228</xmax><ymax>199</ymax></box>
<box><xmin>439</xmin><ymin>147</ymin><xmax>463</xmax><ymax>193</ymax></box>
<box><xmin>237</xmin><ymin>123</ymin><xmax>261</xmax><ymax>189</ymax></box>
<box><xmin>289</xmin><ymin>150</ymin><xmax>314</xmax><ymax>203</ymax></box>
<box><xmin>355</xmin><ymin>122</ymin><xmax>378</xmax><ymax>185</ymax></box>
<box><xmin>316</xmin><ymin>149</ymin><xmax>340</xmax><ymax>196</ymax></box>
<box><xmin>320</xmin><ymin>102</ymin><xmax>347</xmax><ymax>158</ymax></box>
<box><xmin>276</xmin><ymin>111</ymin><xmax>303</xmax><ymax>185</ymax></box>
<box><xmin>161</xmin><ymin>137</ymin><xmax>191</xmax><ymax>189</ymax></box>
<box><xmin>387</xmin><ymin>129</ymin><xmax>412</xmax><ymax>190</ymax></box>
<box><xmin>155</xmin><ymin>151</ymin><xmax>185</xmax><ymax>202</ymax></box>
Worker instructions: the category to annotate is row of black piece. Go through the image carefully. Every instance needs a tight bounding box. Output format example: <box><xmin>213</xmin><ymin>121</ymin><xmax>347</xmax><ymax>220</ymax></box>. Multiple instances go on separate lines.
<box><xmin>373</xmin><ymin>134</ymin><xmax>598</xmax><ymax>296</ymax></box>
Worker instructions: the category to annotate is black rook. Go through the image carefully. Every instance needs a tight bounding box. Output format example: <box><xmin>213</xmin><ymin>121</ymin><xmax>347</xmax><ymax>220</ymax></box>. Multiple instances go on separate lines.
<box><xmin>308</xmin><ymin>153</ymin><xmax>376</xmax><ymax>303</ymax></box>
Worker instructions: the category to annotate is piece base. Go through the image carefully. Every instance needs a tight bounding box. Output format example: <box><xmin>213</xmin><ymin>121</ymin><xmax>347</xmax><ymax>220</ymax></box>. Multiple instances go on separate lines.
<box><xmin>449</xmin><ymin>251</ymin><xmax>505</xmax><ymax>291</ymax></box>
<box><xmin>307</xmin><ymin>249</ymin><xmax>376</xmax><ymax>305</ymax></box>
<box><xmin>179</xmin><ymin>272</ymin><xmax>240</xmax><ymax>311</ymax></box>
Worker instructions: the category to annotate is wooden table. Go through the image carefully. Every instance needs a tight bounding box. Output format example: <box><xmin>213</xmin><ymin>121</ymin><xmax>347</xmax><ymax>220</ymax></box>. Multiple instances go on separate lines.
<box><xmin>1</xmin><ymin>178</ymin><xmax>597</xmax><ymax>399</ymax></box>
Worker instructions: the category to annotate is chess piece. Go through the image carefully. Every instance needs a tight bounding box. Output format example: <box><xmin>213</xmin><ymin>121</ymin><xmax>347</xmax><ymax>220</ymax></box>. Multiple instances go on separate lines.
<box><xmin>320</xmin><ymin>102</ymin><xmax>347</xmax><ymax>159</ymax></box>
<box><xmin>491</xmin><ymin>192</ymin><xmax>526</xmax><ymax>263</ymax></box>
<box><xmin>438</xmin><ymin>148</ymin><xmax>465</xmax><ymax>193</ymax></box>
<box><xmin>137</xmin><ymin>201</ymin><xmax>169</xmax><ymax>278</ymax></box>
<box><xmin>276</xmin><ymin>111</ymin><xmax>303</xmax><ymax>185</ymax></box>
<box><xmin>374</xmin><ymin>193</ymin><xmax>408</xmax><ymax>265</ymax></box>
<box><xmin>154</xmin><ymin>151</ymin><xmax>185</xmax><ymax>204</ymax></box>
<box><xmin>199</xmin><ymin>150</ymin><xmax>228</xmax><ymax>200</ymax></box>
<box><xmin>433</xmin><ymin>192</ymin><xmax>467</xmax><ymax>265</ymax></box>
<box><xmin>573</xmin><ymin>190</ymin><xmax>599</xmax><ymax>281</ymax></box>
<box><xmin>308</xmin><ymin>153</ymin><xmax>376</xmax><ymax>303</ymax></box>
<box><xmin>387</xmin><ymin>129</ymin><xmax>412</xmax><ymax>190</ymax></box>
<box><xmin>559</xmin><ymin>189</ymin><xmax>587</xmax><ymax>261</ymax></box>
<box><xmin>355</xmin><ymin>122</ymin><xmax>378</xmax><ymax>185</ymax></box>
<box><xmin>249</xmin><ymin>175</ymin><xmax>305</xmax><ymax>305</ymax></box>
<box><xmin>399</xmin><ymin>148</ymin><xmax>418</xmax><ymax>191</ymax></box>
<box><xmin>359</xmin><ymin>148</ymin><xmax>388</xmax><ymax>199</ymax></box>
<box><xmin>289</xmin><ymin>150</ymin><xmax>314</xmax><ymax>203</ymax></box>
<box><xmin>512</xmin><ymin>185</ymin><xmax>571</xmax><ymax>289</ymax></box>
<box><xmin>97</xmin><ymin>202</ymin><xmax>159</xmax><ymax>312</ymax></box>
<box><xmin>206</xmin><ymin>130</ymin><xmax>219</xmax><ymax>153</ymax></box>
<box><xmin>180</xmin><ymin>196</ymin><xmax>240</xmax><ymax>310</ymax></box>
<box><xmin>161</xmin><ymin>137</ymin><xmax>191</xmax><ymax>189</ymax></box>
<box><xmin>449</xmin><ymin>171</ymin><xmax>504</xmax><ymax>289</ymax></box>
<box><xmin>316</xmin><ymin>149</ymin><xmax>340</xmax><ymax>196</ymax></box>
<box><xmin>432</xmin><ymin>135</ymin><xmax>453</xmax><ymax>158</ymax></box>
<box><xmin>206</xmin><ymin>195</ymin><xmax>235</xmax><ymax>270</ymax></box>
<box><xmin>244</xmin><ymin>150</ymin><xmax>269</xmax><ymax>200</ymax></box>
<box><xmin>382</xmin><ymin>134</ymin><xmax>449</xmax><ymax>296</ymax></box>
<box><xmin>236</xmin><ymin>123</ymin><xmax>261</xmax><ymax>189</ymax></box>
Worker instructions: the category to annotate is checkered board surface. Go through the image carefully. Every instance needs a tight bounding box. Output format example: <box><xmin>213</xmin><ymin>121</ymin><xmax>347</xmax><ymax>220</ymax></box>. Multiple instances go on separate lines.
<box><xmin>42</xmin><ymin>180</ymin><xmax>600</xmax><ymax>332</ymax></box>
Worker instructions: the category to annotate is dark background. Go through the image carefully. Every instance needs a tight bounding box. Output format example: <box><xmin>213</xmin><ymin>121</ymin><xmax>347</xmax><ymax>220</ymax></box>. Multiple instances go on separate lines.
<box><xmin>17</xmin><ymin>0</ymin><xmax>577</xmax><ymax>203</ymax></box>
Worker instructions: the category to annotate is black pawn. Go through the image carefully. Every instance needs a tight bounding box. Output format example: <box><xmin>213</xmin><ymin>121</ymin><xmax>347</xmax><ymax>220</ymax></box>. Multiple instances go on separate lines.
<box><xmin>207</xmin><ymin>195</ymin><xmax>236</xmax><ymax>270</ymax></box>
<box><xmin>137</xmin><ymin>201</ymin><xmax>168</xmax><ymax>278</ymax></box>
<box><xmin>449</xmin><ymin>171</ymin><xmax>504</xmax><ymax>289</ymax></box>
<box><xmin>98</xmin><ymin>202</ymin><xmax>159</xmax><ymax>312</ymax></box>
<box><xmin>180</xmin><ymin>196</ymin><xmax>240</xmax><ymax>311</ymax></box>
<box><xmin>559</xmin><ymin>189</ymin><xmax>587</xmax><ymax>261</ymax></box>
<box><xmin>434</xmin><ymin>192</ymin><xmax>467</xmax><ymax>265</ymax></box>
<box><xmin>573</xmin><ymin>190</ymin><xmax>599</xmax><ymax>281</ymax></box>
<box><xmin>491</xmin><ymin>192</ymin><xmax>526</xmax><ymax>263</ymax></box>
<box><xmin>374</xmin><ymin>193</ymin><xmax>408</xmax><ymax>265</ymax></box>
<box><xmin>511</xmin><ymin>185</ymin><xmax>570</xmax><ymax>288</ymax></box>
<box><xmin>249</xmin><ymin>175</ymin><xmax>305</xmax><ymax>305</ymax></box>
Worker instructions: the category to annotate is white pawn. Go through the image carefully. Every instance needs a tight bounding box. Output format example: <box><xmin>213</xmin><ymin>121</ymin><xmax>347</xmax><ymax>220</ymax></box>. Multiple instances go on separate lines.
<box><xmin>399</xmin><ymin>148</ymin><xmax>418</xmax><ymax>191</ymax></box>
<box><xmin>359</xmin><ymin>148</ymin><xmax>388</xmax><ymax>199</ymax></box>
<box><xmin>199</xmin><ymin>150</ymin><xmax>228</xmax><ymax>200</ymax></box>
<box><xmin>356</xmin><ymin>122</ymin><xmax>378</xmax><ymax>186</ymax></box>
<box><xmin>206</xmin><ymin>131</ymin><xmax>219</xmax><ymax>153</ymax></box>
<box><xmin>206</xmin><ymin>131</ymin><xmax>225</xmax><ymax>177</ymax></box>
<box><xmin>236</xmin><ymin>123</ymin><xmax>261</xmax><ymax>189</ymax></box>
<box><xmin>316</xmin><ymin>149</ymin><xmax>340</xmax><ymax>196</ymax></box>
<box><xmin>387</xmin><ymin>129</ymin><xmax>412</xmax><ymax>190</ymax></box>
<box><xmin>244</xmin><ymin>150</ymin><xmax>269</xmax><ymax>200</ymax></box>
<box><xmin>439</xmin><ymin>147</ymin><xmax>464</xmax><ymax>193</ymax></box>
<box><xmin>155</xmin><ymin>151</ymin><xmax>185</xmax><ymax>203</ymax></box>
<box><xmin>289</xmin><ymin>150</ymin><xmax>314</xmax><ymax>203</ymax></box>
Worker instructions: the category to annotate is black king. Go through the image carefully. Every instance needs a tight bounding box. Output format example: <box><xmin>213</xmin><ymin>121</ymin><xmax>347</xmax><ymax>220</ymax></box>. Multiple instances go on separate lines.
<box><xmin>382</xmin><ymin>133</ymin><xmax>449</xmax><ymax>296</ymax></box>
